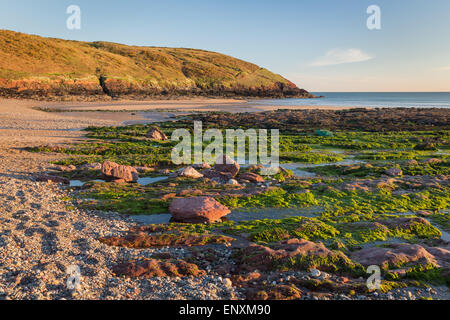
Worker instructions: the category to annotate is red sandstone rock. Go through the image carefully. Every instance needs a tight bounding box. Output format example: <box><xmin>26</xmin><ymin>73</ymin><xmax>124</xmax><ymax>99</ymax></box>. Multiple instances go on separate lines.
<box><xmin>214</xmin><ymin>154</ymin><xmax>240</xmax><ymax>177</ymax></box>
<box><xmin>236</xmin><ymin>239</ymin><xmax>344</xmax><ymax>272</ymax></box>
<box><xmin>146</xmin><ymin>127</ymin><xmax>168</xmax><ymax>141</ymax></box>
<box><xmin>169</xmin><ymin>197</ymin><xmax>231</xmax><ymax>223</ymax></box>
<box><xmin>112</xmin><ymin>259</ymin><xmax>206</xmax><ymax>278</ymax></box>
<box><xmin>239</xmin><ymin>172</ymin><xmax>265</xmax><ymax>183</ymax></box>
<box><xmin>351</xmin><ymin>244</ymin><xmax>443</xmax><ymax>269</ymax></box>
<box><xmin>101</xmin><ymin>161</ymin><xmax>138</xmax><ymax>182</ymax></box>
<box><xmin>101</xmin><ymin>161</ymin><xmax>119</xmax><ymax>176</ymax></box>
<box><xmin>99</xmin><ymin>230</ymin><xmax>233</xmax><ymax>248</ymax></box>
<box><xmin>110</xmin><ymin>166</ymin><xmax>138</xmax><ymax>182</ymax></box>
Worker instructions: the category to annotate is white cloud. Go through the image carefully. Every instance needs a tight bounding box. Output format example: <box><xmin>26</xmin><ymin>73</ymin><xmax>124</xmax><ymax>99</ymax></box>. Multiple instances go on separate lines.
<box><xmin>438</xmin><ymin>66</ymin><xmax>450</xmax><ymax>71</ymax></box>
<box><xmin>309</xmin><ymin>48</ymin><xmax>374</xmax><ymax>67</ymax></box>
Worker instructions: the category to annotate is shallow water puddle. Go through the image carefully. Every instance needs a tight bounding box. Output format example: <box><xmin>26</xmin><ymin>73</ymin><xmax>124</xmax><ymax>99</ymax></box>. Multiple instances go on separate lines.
<box><xmin>280</xmin><ymin>164</ymin><xmax>317</xmax><ymax>178</ymax></box>
<box><xmin>426</xmin><ymin>218</ymin><xmax>450</xmax><ymax>242</ymax></box>
<box><xmin>137</xmin><ymin>176</ymin><xmax>169</xmax><ymax>185</ymax></box>
<box><xmin>69</xmin><ymin>179</ymin><xmax>105</xmax><ymax>187</ymax></box>
<box><xmin>227</xmin><ymin>207</ymin><xmax>321</xmax><ymax>222</ymax></box>
<box><xmin>130</xmin><ymin>214</ymin><xmax>172</xmax><ymax>224</ymax></box>
<box><xmin>70</xmin><ymin>180</ymin><xmax>84</xmax><ymax>187</ymax></box>
<box><xmin>69</xmin><ymin>176</ymin><xmax>168</xmax><ymax>187</ymax></box>
<box><xmin>281</xmin><ymin>159</ymin><xmax>364</xmax><ymax>177</ymax></box>
<box><xmin>128</xmin><ymin>207</ymin><xmax>322</xmax><ymax>225</ymax></box>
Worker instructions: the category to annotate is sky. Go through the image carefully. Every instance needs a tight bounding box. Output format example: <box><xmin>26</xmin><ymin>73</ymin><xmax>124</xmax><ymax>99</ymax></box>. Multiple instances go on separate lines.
<box><xmin>0</xmin><ymin>0</ymin><xmax>449</xmax><ymax>92</ymax></box>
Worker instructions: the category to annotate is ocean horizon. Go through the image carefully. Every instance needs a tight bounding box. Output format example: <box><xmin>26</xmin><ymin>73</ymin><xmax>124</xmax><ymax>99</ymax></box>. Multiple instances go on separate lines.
<box><xmin>249</xmin><ymin>92</ymin><xmax>450</xmax><ymax>108</ymax></box>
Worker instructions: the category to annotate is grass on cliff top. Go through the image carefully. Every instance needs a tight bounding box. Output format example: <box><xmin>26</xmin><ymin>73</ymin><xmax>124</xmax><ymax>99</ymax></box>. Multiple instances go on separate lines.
<box><xmin>0</xmin><ymin>29</ymin><xmax>295</xmax><ymax>90</ymax></box>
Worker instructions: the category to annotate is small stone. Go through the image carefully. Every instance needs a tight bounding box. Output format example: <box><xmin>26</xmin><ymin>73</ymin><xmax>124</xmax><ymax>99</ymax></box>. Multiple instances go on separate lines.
<box><xmin>146</xmin><ymin>126</ymin><xmax>168</xmax><ymax>141</ymax></box>
<box><xmin>239</xmin><ymin>172</ymin><xmax>265</xmax><ymax>183</ymax></box>
<box><xmin>386</xmin><ymin>167</ymin><xmax>403</xmax><ymax>177</ymax></box>
<box><xmin>423</xmin><ymin>158</ymin><xmax>442</xmax><ymax>165</ymax></box>
<box><xmin>177</xmin><ymin>167</ymin><xmax>204</xmax><ymax>179</ymax></box>
<box><xmin>227</xmin><ymin>179</ymin><xmax>240</xmax><ymax>185</ymax></box>
<box><xmin>192</xmin><ymin>163</ymin><xmax>211</xmax><ymax>170</ymax></box>
<box><xmin>222</xmin><ymin>278</ymin><xmax>233</xmax><ymax>288</ymax></box>
<box><xmin>310</xmin><ymin>269</ymin><xmax>321</xmax><ymax>278</ymax></box>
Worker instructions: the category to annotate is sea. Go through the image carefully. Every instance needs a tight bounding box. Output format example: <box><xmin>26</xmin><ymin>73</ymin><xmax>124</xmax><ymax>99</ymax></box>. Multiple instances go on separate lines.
<box><xmin>247</xmin><ymin>92</ymin><xmax>450</xmax><ymax>108</ymax></box>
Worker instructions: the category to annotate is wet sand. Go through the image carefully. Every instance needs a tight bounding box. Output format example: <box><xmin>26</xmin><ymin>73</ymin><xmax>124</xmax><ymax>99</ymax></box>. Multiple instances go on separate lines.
<box><xmin>34</xmin><ymin>98</ymin><xmax>366</xmax><ymax>125</ymax></box>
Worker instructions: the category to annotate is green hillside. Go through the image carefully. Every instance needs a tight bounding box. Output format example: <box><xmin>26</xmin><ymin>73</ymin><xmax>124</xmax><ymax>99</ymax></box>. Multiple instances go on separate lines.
<box><xmin>0</xmin><ymin>30</ymin><xmax>313</xmax><ymax>100</ymax></box>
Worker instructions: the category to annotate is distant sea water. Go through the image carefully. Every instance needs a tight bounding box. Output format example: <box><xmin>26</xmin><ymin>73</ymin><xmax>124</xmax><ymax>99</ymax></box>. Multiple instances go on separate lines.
<box><xmin>248</xmin><ymin>92</ymin><xmax>450</xmax><ymax>108</ymax></box>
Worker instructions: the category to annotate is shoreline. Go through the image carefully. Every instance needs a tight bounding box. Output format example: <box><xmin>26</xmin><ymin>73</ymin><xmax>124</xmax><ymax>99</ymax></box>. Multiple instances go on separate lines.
<box><xmin>5</xmin><ymin>97</ymin><xmax>449</xmax><ymax>127</ymax></box>
<box><xmin>0</xmin><ymin>98</ymin><xmax>374</xmax><ymax>126</ymax></box>
<box><xmin>37</xmin><ymin>98</ymin><xmax>365</xmax><ymax>112</ymax></box>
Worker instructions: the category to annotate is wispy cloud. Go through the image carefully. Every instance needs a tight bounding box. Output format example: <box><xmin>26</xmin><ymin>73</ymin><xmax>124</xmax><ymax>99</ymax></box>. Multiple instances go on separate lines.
<box><xmin>309</xmin><ymin>48</ymin><xmax>374</xmax><ymax>67</ymax></box>
<box><xmin>437</xmin><ymin>66</ymin><xmax>450</xmax><ymax>71</ymax></box>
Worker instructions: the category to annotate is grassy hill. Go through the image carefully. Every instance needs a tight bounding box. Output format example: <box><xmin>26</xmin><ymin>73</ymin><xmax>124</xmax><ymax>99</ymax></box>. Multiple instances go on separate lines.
<box><xmin>0</xmin><ymin>30</ymin><xmax>314</xmax><ymax>100</ymax></box>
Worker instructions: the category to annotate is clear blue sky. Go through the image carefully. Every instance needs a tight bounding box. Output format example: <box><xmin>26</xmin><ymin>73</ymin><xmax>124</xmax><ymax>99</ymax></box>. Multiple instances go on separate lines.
<box><xmin>1</xmin><ymin>0</ymin><xmax>449</xmax><ymax>92</ymax></box>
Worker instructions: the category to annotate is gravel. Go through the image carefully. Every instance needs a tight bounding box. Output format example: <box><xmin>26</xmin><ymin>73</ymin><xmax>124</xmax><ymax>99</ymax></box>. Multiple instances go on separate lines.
<box><xmin>0</xmin><ymin>99</ymin><xmax>239</xmax><ymax>300</ymax></box>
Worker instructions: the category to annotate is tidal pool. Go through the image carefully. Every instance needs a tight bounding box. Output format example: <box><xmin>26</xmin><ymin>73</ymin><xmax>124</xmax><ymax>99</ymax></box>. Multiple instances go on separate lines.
<box><xmin>281</xmin><ymin>159</ymin><xmax>364</xmax><ymax>177</ymax></box>
<box><xmin>69</xmin><ymin>176</ymin><xmax>168</xmax><ymax>187</ymax></box>
<box><xmin>137</xmin><ymin>176</ymin><xmax>169</xmax><ymax>185</ymax></box>
<box><xmin>128</xmin><ymin>207</ymin><xmax>322</xmax><ymax>225</ymax></box>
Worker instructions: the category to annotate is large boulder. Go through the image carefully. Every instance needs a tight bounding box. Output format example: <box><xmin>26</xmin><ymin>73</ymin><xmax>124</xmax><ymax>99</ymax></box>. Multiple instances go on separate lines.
<box><xmin>102</xmin><ymin>161</ymin><xmax>139</xmax><ymax>182</ymax></box>
<box><xmin>169</xmin><ymin>197</ymin><xmax>231</xmax><ymax>223</ymax></box>
<box><xmin>111</xmin><ymin>166</ymin><xmax>139</xmax><ymax>182</ymax></box>
<box><xmin>214</xmin><ymin>154</ymin><xmax>240</xmax><ymax>177</ymax></box>
<box><xmin>146</xmin><ymin>126</ymin><xmax>168</xmax><ymax>141</ymax></box>
<box><xmin>101</xmin><ymin>161</ymin><xmax>119</xmax><ymax>176</ymax></box>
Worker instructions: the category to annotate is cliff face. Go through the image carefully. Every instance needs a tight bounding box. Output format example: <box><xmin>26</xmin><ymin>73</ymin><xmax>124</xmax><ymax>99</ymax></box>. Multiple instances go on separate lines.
<box><xmin>0</xmin><ymin>30</ymin><xmax>314</xmax><ymax>100</ymax></box>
